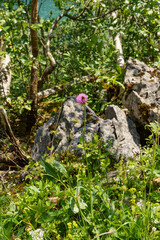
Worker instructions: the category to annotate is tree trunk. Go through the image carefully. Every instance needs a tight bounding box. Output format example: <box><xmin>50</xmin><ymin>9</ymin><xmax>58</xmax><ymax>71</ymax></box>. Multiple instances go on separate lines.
<box><xmin>0</xmin><ymin>36</ymin><xmax>12</xmax><ymax>100</ymax></box>
<box><xmin>112</xmin><ymin>11</ymin><xmax>125</xmax><ymax>68</ymax></box>
<box><xmin>27</xmin><ymin>0</ymin><xmax>39</xmax><ymax>133</ymax></box>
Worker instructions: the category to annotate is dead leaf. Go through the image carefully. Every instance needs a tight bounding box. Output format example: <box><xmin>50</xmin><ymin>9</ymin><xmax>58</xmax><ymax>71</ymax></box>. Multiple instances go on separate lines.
<box><xmin>153</xmin><ymin>177</ymin><xmax>160</xmax><ymax>183</ymax></box>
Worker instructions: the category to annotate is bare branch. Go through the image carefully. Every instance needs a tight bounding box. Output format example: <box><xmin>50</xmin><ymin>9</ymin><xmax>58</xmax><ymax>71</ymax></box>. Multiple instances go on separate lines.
<box><xmin>64</xmin><ymin>7</ymin><xmax>121</xmax><ymax>21</ymax></box>
<box><xmin>39</xmin><ymin>3</ymin><xmax>77</xmax><ymax>89</ymax></box>
<box><xmin>73</xmin><ymin>0</ymin><xmax>92</xmax><ymax>19</ymax></box>
<box><xmin>37</xmin><ymin>86</ymin><xmax>63</xmax><ymax>101</ymax></box>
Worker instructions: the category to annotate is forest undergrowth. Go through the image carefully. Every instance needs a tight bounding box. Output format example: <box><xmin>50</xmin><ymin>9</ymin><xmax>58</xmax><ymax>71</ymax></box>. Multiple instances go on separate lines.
<box><xmin>0</xmin><ymin>0</ymin><xmax>160</xmax><ymax>239</ymax></box>
<box><xmin>0</xmin><ymin>113</ymin><xmax>160</xmax><ymax>240</ymax></box>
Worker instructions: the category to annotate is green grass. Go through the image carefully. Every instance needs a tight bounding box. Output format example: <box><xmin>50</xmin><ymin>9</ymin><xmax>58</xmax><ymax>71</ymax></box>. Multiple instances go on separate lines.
<box><xmin>0</xmin><ymin>124</ymin><xmax>160</xmax><ymax>240</ymax></box>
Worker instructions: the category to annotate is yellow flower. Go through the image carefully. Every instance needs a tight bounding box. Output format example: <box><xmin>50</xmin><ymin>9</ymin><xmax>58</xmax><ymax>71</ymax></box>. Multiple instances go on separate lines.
<box><xmin>131</xmin><ymin>199</ymin><xmax>135</xmax><ymax>204</ymax></box>
<box><xmin>68</xmin><ymin>233</ymin><xmax>72</xmax><ymax>239</ymax></box>
<box><xmin>67</xmin><ymin>222</ymin><xmax>72</xmax><ymax>229</ymax></box>
<box><xmin>129</xmin><ymin>188</ymin><xmax>136</xmax><ymax>193</ymax></box>
<box><xmin>73</xmin><ymin>221</ymin><xmax>78</xmax><ymax>228</ymax></box>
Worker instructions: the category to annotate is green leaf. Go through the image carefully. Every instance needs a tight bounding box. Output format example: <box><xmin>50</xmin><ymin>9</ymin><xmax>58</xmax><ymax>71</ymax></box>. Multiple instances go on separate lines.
<box><xmin>42</xmin><ymin>159</ymin><xmax>68</xmax><ymax>178</ymax></box>
<box><xmin>29</xmin><ymin>186</ymin><xmax>40</xmax><ymax>193</ymax></box>
<box><xmin>22</xmin><ymin>22</ymin><xmax>28</xmax><ymax>28</ymax></box>
<box><xmin>153</xmin><ymin>169</ymin><xmax>160</xmax><ymax>178</ymax></box>
<box><xmin>30</xmin><ymin>23</ymin><xmax>42</xmax><ymax>30</ymax></box>
<box><xmin>9</xmin><ymin>202</ymin><xmax>16</xmax><ymax>212</ymax></box>
<box><xmin>53</xmin><ymin>159</ymin><xmax>68</xmax><ymax>177</ymax></box>
<box><xmin>0</xmin><ymin>30</ymin><xmax>5</xmax><ymax>36</ymax></box>
<box><xmin>97</xmin><ymin>41</ymin><xmax>103</xmax><ymax>54</ymax></box>
<box><xmin>24</xmin><ymin>105</ymin><xmax>31</xmax><ymax>111</ymax></box>
<box><xmin>91</xmin><ymin>35</ymin><xmax>98</xmax><ymax>44</ymax></box>
<box><xmin>70</xmin><ymin>196</ymin><xmax>87</xmax><ymax>214</ymax></box>
<box><xmin>41</xmin><ymin>160</ymin><xmax>57</xmax><ymax>179</ymax></box>
<box><xmin>77</xmin><ymin>144</ymin><xmax>84</xmax><ymax>149</ymax></box>
<box><xmin>78</xmin><ymin>198</ymin><xmax>87</xmax><ymax>210</ymax></box>
<box><xmin>70</xmin><ymin>197</ymin><xmax>79</xmax><ymax>214</ymax></box>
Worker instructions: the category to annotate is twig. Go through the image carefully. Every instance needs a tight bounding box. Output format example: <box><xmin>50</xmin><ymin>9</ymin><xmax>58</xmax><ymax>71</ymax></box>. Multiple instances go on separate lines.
<box><xmin>64</xmin><ymin>7</ymin><xmax>121</xmax><ymax>21</ymax></box>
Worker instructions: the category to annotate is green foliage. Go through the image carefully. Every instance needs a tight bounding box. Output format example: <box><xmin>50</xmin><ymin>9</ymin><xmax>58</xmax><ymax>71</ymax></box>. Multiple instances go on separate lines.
<box><xmin>1</xmin><ymin>0</ymin><xmax>159</xmax><ymax>117</ymax></box>
<box><xmin>119</xmin><ymin>0</ymin><xmax>160</xmax><ymax>65</ymax></box>
<box><xmin>0</xmin><ymin>1</ymin><xmax>160</xmax><ymax>239</ymax></box>
<box><xmin>1</xmin><ymin>126</ymin><xmax>160</xmax><ymax>239</ymax></box>
<box><xmin>11</xmin><ymin>96</ymin><xmax>32</xmax><ymax>115</ymax></box>
<box><xmin>42</xmin><ymin>157</ymin><xmax>68</xmax><ymax>179</ymax></box>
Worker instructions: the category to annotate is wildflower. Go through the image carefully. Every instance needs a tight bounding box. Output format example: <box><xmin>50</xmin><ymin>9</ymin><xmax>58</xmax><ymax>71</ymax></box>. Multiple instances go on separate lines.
<box><xmin>76</xmin><ymin>93</ymin><xmax>88</xmax><ymax>104</ymax></box>
<box><xmin>73</xmin><ymin>220</ymin><xmax>78</xmax><ymax>228</ymax></box>
<box><xmin>29</xmin><ymin>228</ymin><xmax>44</xmax><ymax>240</ymax></box>
<box><xmin>152</xmin><ymin>227</ymin><xmax>157</xmax><ymax>232</ymax></box>
<box><xmin>121</xmin><ymin>185</ymin><xmax>127</xmax><ymax>191</ymax></box>
<box><xmin>68</xmin><ymin>233</ymin><xmax>72</xmax><ymax>239</ymax></box>
<box><xmin>56</xmin><ymin>234</ymin><xmax>61</xmax><ymax>239</ymax></box>
<box><xmin>129</xmin><ymin>188</ymin><xmax>136</xmax><ymax>193</ymax></box>
<box><xmin>137</xmin><ymin>199</ymin><xmax>144</xmax><ymax>209</ymax></box>
<box><xmin>67</xmin><ymin>222</ymin><xmax>72</xmax><ymax>229</ymax></box>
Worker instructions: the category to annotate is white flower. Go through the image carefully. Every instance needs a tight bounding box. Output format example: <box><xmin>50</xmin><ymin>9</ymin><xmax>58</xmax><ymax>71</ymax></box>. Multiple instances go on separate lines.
<box><xmin>29</xmin><ymin>228</ymin><xmax>44</xmax><ymax>240</ymax></box>
<box><xmin>152</xmin><ymin>227</ymin><xmax>157</xmax><ymax>232</ymax></box>
<box><xmin>137</xmin><ymin>199</ymin><xmax>144</xmax><ymax>209</ymax></box>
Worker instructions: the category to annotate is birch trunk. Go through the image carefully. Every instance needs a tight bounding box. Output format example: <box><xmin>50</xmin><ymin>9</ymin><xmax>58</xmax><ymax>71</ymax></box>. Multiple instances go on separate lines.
<box><xmin>112</xmin><ymin>11</ymin><xmax>125</xmax><ymax>67</ymax></box>
<box><xmin>0</xmin><ymin>37</ymin><xmax>12</xmax><ymax>99</ymax></box>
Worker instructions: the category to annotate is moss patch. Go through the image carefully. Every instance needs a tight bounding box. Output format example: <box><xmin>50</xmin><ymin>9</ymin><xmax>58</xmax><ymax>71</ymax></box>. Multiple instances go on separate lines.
<box><xmin>125</xmin><ymin>82</ymin><xmax>136</xmax><ymax>100</ymax></box>
<box><xmin>139</xmin><ymin>103</ymin><xmax>150</xmax><ymax>122</ymax></box>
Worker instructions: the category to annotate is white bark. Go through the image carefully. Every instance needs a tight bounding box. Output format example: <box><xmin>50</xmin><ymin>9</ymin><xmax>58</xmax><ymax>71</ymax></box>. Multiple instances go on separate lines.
<box><xmin>37</xmin><ymin>86</ymin><xmax>63</xmax><ymax>101</ymax></box>
<box><xmin>0</xmin><ymin>54</ymin><xmax>12</xmax><ymax>97</ymax></box>
<box><xmin>112</xmin><ymin>11</ymin><xmax>125</xmax><ymax>67</ymax></box>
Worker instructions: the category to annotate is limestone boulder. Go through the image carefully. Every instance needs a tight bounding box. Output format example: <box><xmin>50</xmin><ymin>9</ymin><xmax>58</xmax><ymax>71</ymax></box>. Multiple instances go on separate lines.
<box><xmin>104</xmin><ymin>105</ymin><xmax>140</xmax><ymax>159</ymax></box>
<box><xmin>122</xmin><ymin>58</ymin><xmax>160</xmax><ymax>125</ymax></box>
<box><xmin>32</xmin><ymin>97</ymin><xmax>140</xmax><ymax>161</ymax></box>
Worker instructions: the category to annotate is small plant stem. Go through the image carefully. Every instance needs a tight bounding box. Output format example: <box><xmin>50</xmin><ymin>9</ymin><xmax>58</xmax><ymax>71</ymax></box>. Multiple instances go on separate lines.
<box><xmin>144</xmin><ymin>187</ymin><xmax>148</xmax><ymax>240</ymax></box>
<box><xmin>145</xmin><ymin>138</ymin><xmax>157</xmax><ymax>239</ymax></box>
<box><xmin>83</xmin><ymin>104</ymin><xmax>93</xmax><ymax>217</ymax></box>
<box><xmin>148</xmin><ymin>138</ymin><xmax>156</xmax><ymax>202</ymax></box>
<box><xmin>82</xmin><ymin>103</ymin><xmax>99</xmax><ymax>239</ymax></box>
<box><xmin>66</xmin><ymin>129</ymin><xmax>71</xmax><ymax>168</ymax></box>
<box><xmin>82</xmin><ymin>103</ymin><xmax>87</xmax><ymax>147</ymax></box>
<box><xmin>75</xmin><ymin>169</ymin><xmax>88</xmax><ymax>233</ymax></box>
<box><xmin>48</xmin><ymin>172</ymin><xmax>89</xmax><ymax>235</ymax></box>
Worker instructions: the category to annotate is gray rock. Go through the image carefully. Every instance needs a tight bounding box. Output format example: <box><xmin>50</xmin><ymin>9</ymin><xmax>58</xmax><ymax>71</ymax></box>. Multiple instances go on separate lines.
<box><xmin>32</xmin><ymin>97</ymin><xmax>140</xmax><ymax>161</ymax></box>
<box><xmin>104</xmin><ymin>105</ymin><xmax>140</xmax><ymax>159</ymax></box>
<box><xmin>122</xmin><ymin>58</ymin><xmax>160</xmax><ymax>125</ymax></box>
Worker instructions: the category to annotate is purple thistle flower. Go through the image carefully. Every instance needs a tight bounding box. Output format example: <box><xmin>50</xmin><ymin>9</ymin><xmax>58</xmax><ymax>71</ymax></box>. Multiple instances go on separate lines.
<box><xmin>76</xmin><ymin>93</ymin><xmax>88</xmax><ymax>104</ymax></box>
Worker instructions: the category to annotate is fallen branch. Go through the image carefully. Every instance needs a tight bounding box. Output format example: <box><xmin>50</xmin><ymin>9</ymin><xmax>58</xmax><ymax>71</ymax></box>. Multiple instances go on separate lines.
<box><xmin>37</xmin><ymin>75</ymin><xmax>94</xmax><ymax>101</ymax></box>
<box><xmin>37</xmin><ymin>85</ymin><xmax>63</xmax><ymax>101</ymax></box>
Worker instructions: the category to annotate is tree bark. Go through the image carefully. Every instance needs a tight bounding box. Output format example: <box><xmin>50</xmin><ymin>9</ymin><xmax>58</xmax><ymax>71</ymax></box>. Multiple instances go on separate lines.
<box><xmin>27</xmin><ymin>0</ymin><xmax>39</xmax><ymax>133</ymax></box>
<box><xmin>0</xmin><ymin>36</ymin><xmax>12</xmax><ymax>100</ymax></box>
<box><xmin>112</xmin><ymin>11</ymin><xmax>125</xmax><ymax>68</ymax></box>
